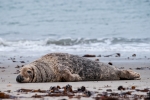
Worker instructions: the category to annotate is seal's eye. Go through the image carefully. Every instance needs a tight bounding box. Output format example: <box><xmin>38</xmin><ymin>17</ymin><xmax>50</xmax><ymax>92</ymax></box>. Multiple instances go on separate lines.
<box><xmin>27</xmin><ymin>71</ymin><xmax>31</xmax><ymax>74</ymax></box>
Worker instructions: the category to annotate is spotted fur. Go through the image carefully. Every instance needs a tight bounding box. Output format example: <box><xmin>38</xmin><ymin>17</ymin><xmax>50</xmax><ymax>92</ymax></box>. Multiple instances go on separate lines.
<box><xmin>17</xmin><ymin>53</ymin><xmax>140</xmax><ymax>83</ymax></box>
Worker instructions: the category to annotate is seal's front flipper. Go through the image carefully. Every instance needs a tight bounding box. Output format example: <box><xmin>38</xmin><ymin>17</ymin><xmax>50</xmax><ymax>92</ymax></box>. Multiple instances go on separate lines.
<box><xmin>60</xmin><ymin>69</ymin><xmax>82</xmax><ymax>82</ymax></box>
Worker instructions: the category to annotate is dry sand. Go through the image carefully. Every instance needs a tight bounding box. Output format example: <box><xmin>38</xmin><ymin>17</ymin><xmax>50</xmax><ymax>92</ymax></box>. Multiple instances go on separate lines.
<box><xmin>0</xmin><ymin>55</ymin><xmax>150</xmax><ymax>100</ymax></box>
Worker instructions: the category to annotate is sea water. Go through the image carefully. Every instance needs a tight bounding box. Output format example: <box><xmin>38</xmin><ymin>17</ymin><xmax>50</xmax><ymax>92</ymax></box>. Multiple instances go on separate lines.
<box><xmin>0</xmin><ymin>0</ymin><xmax>150</xmax><ymax>57</ymax></box>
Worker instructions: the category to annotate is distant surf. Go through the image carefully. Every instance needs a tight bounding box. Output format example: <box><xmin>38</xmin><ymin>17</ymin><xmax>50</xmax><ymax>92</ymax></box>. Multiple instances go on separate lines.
<box><xmin>0</xmin><ymin>37</ymin><xmax>150</xmax><ymax>53</ymax></box>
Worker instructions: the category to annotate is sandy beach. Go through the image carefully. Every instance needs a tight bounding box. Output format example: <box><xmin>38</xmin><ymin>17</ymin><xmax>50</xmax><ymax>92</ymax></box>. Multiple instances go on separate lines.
<box><xmin>0</xmin><ymin>53</ymin><xmax>150</xmax><ymax>100</ymax></box>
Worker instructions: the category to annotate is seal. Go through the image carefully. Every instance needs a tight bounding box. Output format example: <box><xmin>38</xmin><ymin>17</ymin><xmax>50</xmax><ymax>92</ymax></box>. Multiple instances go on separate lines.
<box><xmin>16</xmin><ymin>53</ymin><xmax>140</xmax><ymax>83</ymax></box>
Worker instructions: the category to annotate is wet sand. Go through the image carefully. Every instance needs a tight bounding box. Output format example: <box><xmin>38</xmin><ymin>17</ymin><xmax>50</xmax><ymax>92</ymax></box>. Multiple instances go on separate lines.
<box><xmin>0</xmin><ymin>54</ymin><xmax>150</xmax><ymax>100</ymax></box>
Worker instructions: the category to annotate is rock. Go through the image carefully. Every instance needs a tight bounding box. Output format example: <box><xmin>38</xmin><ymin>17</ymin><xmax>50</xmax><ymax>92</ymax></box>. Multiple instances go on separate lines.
<box><xmin>106</xmin><ymin>89</ymin><xmax>112</xmax><ymax>92</ymax></box>
<box><xmin>95</xmin><ymin>59</ymin><xmax>99</xmax><ymax>61</ymax></box>
<box><xmin>81</xmin><ymin>86</ymin><xmax>86</xmax><ymax>92</ymax></box>
<box><xmin>12</xmin><ymin>60</ymin><xmax>17</xmax><ymax>62</ymax></box>
<box><xmin>60</xmin><ymin>99</ymin><xmax>67</xmax><ymax>100</ymax></box>
<box><xmin>84</xmin><ymin>91</ymin><xmax>92</xmax><ymax>97</ymax></box>
<box><xmin>20</xmin><ymin>61</ymin><xmax>25</xmax><ymax>63</ymax></box>
<box><xmin>104</xmin><ymin>55</ymin><xmax>111</xmax><ymax>57</ymax></box>
<box><xmin>108</xmin><ymin>62</ymin><xmax>113</xmax><ymax>65</ymax></box>
<box><xmin>104</xmin><ymin>85</ymin><xmax>111</xmax><ymax>88</ymax></box>
<box><xmin>118</xmin><ymin>86</ymin><xmax>125</xmax><ymax>90</ymax></box>
<box><xmin>57</xmin><ymin>85</ymin><xmax>61</xmax><ymax>89</ymax></box>
<box><xmin>15</xmin><ymin>65</ymin><xmax>20</xmax><ymax>68</ymax></box>
<box><xmin>115</xmin><ymin>53</ymin><xmax>121</xmax><ymax>57</ymax></box>
<box><xmin>136</xmin><ymin>67</ymin><xmax>142</xmax><ymax>70</ymax></box>
<box><xmin>63</xmin><ymin>84</ymin><xmax>73</xmax><ymax>94</ymax></box>
<box><xmin>78</xmin><ymin>86</ymin><xmax>86</xmax><ymax>92</ymax></box>
<box><xmin>132</xmin><ymin>54</ymin><xmax>136</xmax><ymax>57</ymax></box>
<box><xmin>32</xmin><ymin>94</ymin><xmax>42</xmax><ymax>98</ymax></box>
<box><xmin>50</xmin><ymin>86</ymin><xmax>61</xmax><ymax>93</ymax></box>
<box><xmin>104</xmin><ymin>53</ymin><xmax>121</xmax><ymax>57</ymax></box>
<box><xmin>97</xmin><ymin>55</ymin><xmax>101</xmax><ymax>57</ymax></box>
<box><xmin>83</xmin><ymin>54</ymin><xmax>96</xmax><ymax>57</ymax></box>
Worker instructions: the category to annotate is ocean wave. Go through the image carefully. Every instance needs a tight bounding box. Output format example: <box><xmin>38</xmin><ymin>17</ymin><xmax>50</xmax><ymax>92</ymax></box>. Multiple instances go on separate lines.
<box><xmin>46</xmin><ymin>37</ymin><xmax>150</xmax><ymax>46</ymax></box>
<box><xmin>0</xmin><ymin>37</ymin><xmax>150</xmax><ymax>46</ymax></box>
<box><xmin>0</xmin><ymin>37</ymin><xmax>150</xmax><ymax>52</ymax></box>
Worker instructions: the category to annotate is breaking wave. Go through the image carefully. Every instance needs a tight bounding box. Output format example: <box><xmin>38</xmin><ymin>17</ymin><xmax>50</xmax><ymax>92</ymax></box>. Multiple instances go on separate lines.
<box><xmin>0</xmin><ymin>37</ymin><xmax>150</xmax><ymax>52</ymax></box>
<box><xmin>1</xmin><ymin>37</ymin><xmax>150</xmax><ymax>46</ymax></box>
<box><xmin>45</xmin><ymin>37</ymin><xmax>150</xmax><ymax>46</ymax></box>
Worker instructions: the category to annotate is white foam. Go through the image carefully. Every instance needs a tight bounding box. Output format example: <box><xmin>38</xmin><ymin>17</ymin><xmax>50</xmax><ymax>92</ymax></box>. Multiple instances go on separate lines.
<box><xmin>0</xmin><ymin>37</ymin><xmax>150</xmax><ymax>57</ymax></box>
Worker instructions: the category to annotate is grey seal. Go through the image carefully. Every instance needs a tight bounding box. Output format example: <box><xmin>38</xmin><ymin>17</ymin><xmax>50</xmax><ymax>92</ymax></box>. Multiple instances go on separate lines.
<box><xmin>16</xmin><ymin>53</ymin><xmax>140</xmax><ymax>83</ymax></box>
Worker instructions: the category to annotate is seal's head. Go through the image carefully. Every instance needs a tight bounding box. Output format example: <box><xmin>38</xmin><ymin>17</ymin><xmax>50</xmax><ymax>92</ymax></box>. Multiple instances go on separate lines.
<box><xmin>120</xmin><ymin>70</ymin><xmax>140</xmax><ymax>80</ymax></box>
<box><xmin>16</xmin><ymin>65</ymin><xmax>34</xmax><ymax>83</ymax></box>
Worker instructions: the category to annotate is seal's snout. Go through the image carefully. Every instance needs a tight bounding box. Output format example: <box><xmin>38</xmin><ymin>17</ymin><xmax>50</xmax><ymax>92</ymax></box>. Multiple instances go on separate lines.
<box><xmin>16</xmin><ymin>75</ymin><xmax>24</xmax><ymax>83</ymax></box>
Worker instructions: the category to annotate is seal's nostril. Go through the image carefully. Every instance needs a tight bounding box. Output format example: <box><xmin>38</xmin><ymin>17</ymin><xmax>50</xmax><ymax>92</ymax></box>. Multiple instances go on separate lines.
<box><xmin>16</xmin><ymin>75</ymin><xmax>24</xmax><ymax>83</ymax></box>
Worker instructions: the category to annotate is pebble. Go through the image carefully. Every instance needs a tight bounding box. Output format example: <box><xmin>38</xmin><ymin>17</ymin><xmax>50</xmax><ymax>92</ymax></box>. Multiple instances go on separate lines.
<box><xmin>83</xmin><ymin>54</ymin><xmax>96</xmax><ymax>57</ymax></box>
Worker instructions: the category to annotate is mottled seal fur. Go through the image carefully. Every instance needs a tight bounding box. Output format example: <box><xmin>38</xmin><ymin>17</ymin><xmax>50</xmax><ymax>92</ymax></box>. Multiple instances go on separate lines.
<box><xmin>16</xmin><ymin>53</ymin><xmax>140</xmax><ymax>83</ymax></box>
